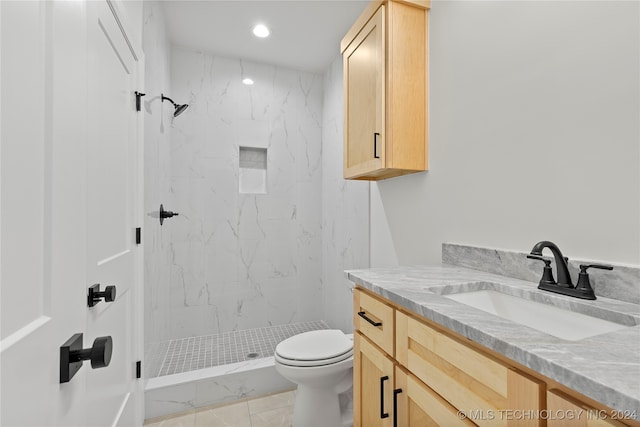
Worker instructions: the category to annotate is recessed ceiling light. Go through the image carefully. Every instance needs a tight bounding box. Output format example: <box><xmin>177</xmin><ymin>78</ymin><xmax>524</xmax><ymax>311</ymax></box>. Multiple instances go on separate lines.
<box><xmin>252</xmin><ymin>24</ymin><xmax>270</xmax><ymax>38</ymax></box>
<box><xmin>242</xmin><ymin>78</ymin><xmax>254</xmax><ymax>86</ymax></box>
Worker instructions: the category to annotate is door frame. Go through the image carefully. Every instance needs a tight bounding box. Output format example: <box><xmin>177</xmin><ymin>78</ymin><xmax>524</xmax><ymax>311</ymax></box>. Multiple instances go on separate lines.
<box><xmin>103</xmin><ymin>0</ymin><xmax>146</xmax><ymax>423</ymax></box>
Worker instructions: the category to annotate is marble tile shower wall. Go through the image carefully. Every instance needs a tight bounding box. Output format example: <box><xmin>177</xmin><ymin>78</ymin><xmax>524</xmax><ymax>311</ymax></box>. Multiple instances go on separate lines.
<box><xmin>321</xmin><ymin>56</ymin><xmax>370</xmax><ymax>333</ymax></box>
<box><xmin>143</xmin><ymin>2</ymin><xmax>173</xmax><ymax>344</ymax></box>
<box><xmin>164</xmin><ymin>47</ymin><xmax>324</xmax><ymax>340</ymax></box>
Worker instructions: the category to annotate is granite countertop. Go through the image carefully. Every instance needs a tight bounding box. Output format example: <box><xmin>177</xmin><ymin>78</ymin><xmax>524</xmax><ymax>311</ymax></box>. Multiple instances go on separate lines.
<box><xmin>346</xmin><ymin>264</ymin><xmax>640</xmax><ymax>416</ymax></box>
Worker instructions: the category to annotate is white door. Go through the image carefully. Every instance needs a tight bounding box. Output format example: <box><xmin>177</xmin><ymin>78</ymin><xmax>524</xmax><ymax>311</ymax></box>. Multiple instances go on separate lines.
<box><xmin>0</xmin><ymin>1</ymin><xmax>143</xmax><ymax>425</ymax></box>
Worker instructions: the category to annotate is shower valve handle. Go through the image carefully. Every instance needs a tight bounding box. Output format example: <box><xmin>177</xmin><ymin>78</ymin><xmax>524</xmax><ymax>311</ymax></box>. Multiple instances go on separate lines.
<box><xmin>159</xmin><ymin>204</ymin><xmax>179</xmax><ymax>225</ymax></box>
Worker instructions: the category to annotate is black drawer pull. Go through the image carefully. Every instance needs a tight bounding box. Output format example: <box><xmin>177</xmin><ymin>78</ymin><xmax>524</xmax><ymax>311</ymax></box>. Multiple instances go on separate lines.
<box><xmin>380</xmin><ymin>375</ymin><xmax>389</xmax><ymax>419</ymax></box>
<box><xmin>358</xmin><ymin>311</ymin><xmax>382</xmax><ymax>327</ymax></box>
<box><xmin>393</xmin><ymin>388</ymin><xmax>403</xmax><ymax>427</ymax></box>
<box><xmin>374</xmin><ymin>132</ymin><xmax>380</xmax><ymax>159</ymax></box>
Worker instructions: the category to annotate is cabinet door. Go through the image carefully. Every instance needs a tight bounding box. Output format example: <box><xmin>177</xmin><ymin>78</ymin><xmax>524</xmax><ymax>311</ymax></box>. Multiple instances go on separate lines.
<box><xmin>354</xmin><ymin>332</ymin><xmax>394</xmax><ymax>427</ymax></box>
<box><xmin>396</xmin><ymin>311</ymin><xmax>544</xmax><ymax>427</ymax></box>
<box><xmin>343</xmin><ymin>5</ymin><xmax>385</xmax><ymax>179</ymax></box>
<box><xmin>547</xmin><ymin>390</ymin><xmax>629</xmax><ymax>427</ymax></box>
<box><xmin>395</xmin><ymin>367</ymin><xmax>476</xmax><ymax>427</ymax></box>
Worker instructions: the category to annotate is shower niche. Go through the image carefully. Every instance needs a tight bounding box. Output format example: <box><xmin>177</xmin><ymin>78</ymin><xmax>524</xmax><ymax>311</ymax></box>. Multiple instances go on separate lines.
<box><xmin>239</xmin><ymin>146</ymin><xmax>267</xmax><ymax>194</ymax></box>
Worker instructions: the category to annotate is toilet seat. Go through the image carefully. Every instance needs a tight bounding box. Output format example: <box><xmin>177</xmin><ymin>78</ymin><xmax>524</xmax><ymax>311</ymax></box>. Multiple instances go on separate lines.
<box><xmin>275</xmin><ymin>330</ymin><xmax>354</xmax><ymax>367</ymax></box>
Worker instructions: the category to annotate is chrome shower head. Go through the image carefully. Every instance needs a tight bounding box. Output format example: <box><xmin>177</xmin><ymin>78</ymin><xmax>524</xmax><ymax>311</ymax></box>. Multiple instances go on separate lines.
<box><xmin>161</xmin><ymin>94</ymin><xmax>189</xmax><ymax>118</ymax></box>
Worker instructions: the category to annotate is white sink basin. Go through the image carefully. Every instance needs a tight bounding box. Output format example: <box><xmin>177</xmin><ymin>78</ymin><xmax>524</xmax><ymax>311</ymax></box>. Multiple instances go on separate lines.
<box><xmin>444</xmin><ymin>289</ymin><xmax>630</xmax><ymax>341</ymax></box>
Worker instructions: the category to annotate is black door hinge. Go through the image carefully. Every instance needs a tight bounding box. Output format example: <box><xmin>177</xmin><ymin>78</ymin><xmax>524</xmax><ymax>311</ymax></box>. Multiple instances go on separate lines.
<box><xmin>135</xmin><ymin>227</ymin><xmax>141</xmax><ymax>245</ymax></box>
<box><xmin>135</xmin><ymin>91</ymin><xmax>145</xmax><ymax>112</ymax></box>
<box><xmin>136</xmin><ymin>360</ymin><xmax>142</xmax><ymax>379</ymax></box>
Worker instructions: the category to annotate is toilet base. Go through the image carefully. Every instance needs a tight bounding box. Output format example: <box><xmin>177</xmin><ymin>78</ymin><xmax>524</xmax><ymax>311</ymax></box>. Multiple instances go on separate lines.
<box><xmin>293</xmin><ymin>384</ymin><xmax>350</xmax><ymax>427</ymax></box>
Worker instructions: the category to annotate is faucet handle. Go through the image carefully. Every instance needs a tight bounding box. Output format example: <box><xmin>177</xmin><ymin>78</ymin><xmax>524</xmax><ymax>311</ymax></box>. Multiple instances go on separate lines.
<box><xmin>575</xmin><ymin>264</ymin><xmax>614</xmax><ymax>299</ymax></box>
<box><xmin>527</xmin><ymin>255</ymin><xmax>556</xmax><ymax>286</ymax></box>
<box><xmin>579</xmin><ymin>264</ymin><xmax>614</xmax><ymax>272</ymax></box>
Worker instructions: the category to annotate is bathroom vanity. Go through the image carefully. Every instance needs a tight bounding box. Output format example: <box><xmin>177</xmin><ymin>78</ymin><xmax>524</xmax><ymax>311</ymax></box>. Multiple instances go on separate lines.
<box><xmin>348</xmin><ymin>264</ymin><xmax>640</xmax><ymax>427</ymax></box>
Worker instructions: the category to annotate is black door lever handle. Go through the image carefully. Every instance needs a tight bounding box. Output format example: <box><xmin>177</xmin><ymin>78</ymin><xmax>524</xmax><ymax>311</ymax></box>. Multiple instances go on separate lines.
<box><xmin>88</xmin><ymin>284</ymin><xmax>116</xmax><ymax>307</ymax></box>
<box><xmin>60</xmin><ymin>333</ymin><xmax>113</xmax><ymax>383</ymax></box>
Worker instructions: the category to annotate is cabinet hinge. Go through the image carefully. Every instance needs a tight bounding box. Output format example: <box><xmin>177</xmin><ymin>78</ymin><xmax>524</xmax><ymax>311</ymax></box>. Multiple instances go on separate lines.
<box><xmin>136</xmin><ymin>360</ymin><xmax>142</xmax><ymax>379</ymax></box>
<box><xmin>135</xmin><ymin>227</ymin><xmax>141</xmax><ymax>245</ymax></box>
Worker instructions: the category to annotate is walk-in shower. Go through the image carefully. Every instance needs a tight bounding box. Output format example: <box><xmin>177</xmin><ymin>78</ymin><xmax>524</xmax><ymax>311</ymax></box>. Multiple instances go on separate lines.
<box><xmin>143</xmin><ymin>42</ymin><xmax>329</xmax><ymax>421</ymax></box>
<box><xmin>142</xmin><ymin>2</ymin><xmax>369</xmax><ymax>421</ymax></box>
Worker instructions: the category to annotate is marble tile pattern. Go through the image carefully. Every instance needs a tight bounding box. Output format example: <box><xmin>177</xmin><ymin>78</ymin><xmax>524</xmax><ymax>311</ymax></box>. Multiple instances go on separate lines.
<box><xmin>345</xmin><ymin>264</ymin><xmax>640</xmax><ymax>414</ymax></box>
<box><xmin>144</xmin><ymin>390</ymin><xmax>296</xmax><ymax>427</ymax></box>
<box><xmin>145</xmin><ymin>357</ymin><xmax>294</xmax><ymax>420</ymax></box>
<box><xmin>321</xmin><ymin>56</ymin><xmax>370</xmax><ymax>333</ymax></box>
<box><xmin>143</xmin><ymin>2</ymin><xmax>175</xmax><ymax>344</ymax></box>
<box><xmin>162</xmin><ymin>46</ymin><xmax>324</xmax><ymax>340</ymax></box>
<box><xmin>443</xmin><ymin>243</ymin><xmax>640</xmax><ymax>304</ymax></box>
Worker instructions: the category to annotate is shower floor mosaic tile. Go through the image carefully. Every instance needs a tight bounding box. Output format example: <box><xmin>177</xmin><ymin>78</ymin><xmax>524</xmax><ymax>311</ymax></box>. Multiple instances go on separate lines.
<box><xmin>145</xmin><ymin>321</ymin><xmax>329</xmax><ymax>378</ymax></box>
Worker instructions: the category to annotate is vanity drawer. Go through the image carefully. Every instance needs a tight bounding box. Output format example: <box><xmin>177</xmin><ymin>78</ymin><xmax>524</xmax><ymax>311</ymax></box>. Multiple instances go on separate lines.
<box><xmin>396</xmin><ymin>311</ymin><xmax>544</xmax><ymax>427</ymax></box>
<box><xmin>354</xmin><ymin>288</ymin><xmax>395</xmax><ymax>357</ymax></box>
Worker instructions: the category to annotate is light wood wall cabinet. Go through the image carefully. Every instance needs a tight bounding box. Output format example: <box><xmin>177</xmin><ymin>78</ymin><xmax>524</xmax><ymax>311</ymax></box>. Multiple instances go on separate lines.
<box><xmin>341</xmin><ymin>0</ymin><xmax>429</xmax><ymax>180</ymax></box>
<box><xmin>353</xmin><ymin>287</ymin><xmax>639</xmax><ymax>427</ymax></box>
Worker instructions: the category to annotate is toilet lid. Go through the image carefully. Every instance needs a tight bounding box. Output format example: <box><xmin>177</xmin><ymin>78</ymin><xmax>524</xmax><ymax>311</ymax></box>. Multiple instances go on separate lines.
<box><xmin>275</xmin><ymin>330</ymin><xmax>353</xmax><ymax>362</ymax></box>
<box><xmin>275</xmin><ymin>348</ymin><xmax>353</xmax><ymax>367</ymax></box>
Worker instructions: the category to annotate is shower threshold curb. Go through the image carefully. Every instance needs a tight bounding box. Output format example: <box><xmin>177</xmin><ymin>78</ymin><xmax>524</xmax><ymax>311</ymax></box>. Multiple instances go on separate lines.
<box><xmin>144</xmin><ymin>356</ymin><xmax>294</xmax><ymax>420</ymax></box>
<box><xmin>145</xmin><ymin>355</ymin><xmax>276</xmax><ymax>391</ymax></box>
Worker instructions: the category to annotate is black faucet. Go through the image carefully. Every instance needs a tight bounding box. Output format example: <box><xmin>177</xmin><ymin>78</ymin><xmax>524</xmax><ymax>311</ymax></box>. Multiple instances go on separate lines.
<box><xmin>527</xmin><ymin>241</ymin><xmax>613</xmax><ymax>300</ymax></box>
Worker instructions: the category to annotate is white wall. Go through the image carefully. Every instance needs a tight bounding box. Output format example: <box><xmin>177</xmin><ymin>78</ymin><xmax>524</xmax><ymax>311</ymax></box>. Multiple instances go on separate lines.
<box><xmin>372</xmin><ymin>1</ymin><xmax>640</xmax><ymax>266</ymax></box>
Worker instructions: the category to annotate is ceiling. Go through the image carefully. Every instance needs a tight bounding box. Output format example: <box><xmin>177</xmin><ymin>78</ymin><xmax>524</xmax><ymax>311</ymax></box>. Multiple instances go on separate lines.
<box><xmin>162</xmin><ymin>1</ymin><xmax>369</xmax><ymax>73</ymax></box>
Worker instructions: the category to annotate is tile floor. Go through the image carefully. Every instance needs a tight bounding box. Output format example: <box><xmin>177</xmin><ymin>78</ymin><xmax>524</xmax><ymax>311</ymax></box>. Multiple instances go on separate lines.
<box><xmin>145</xmin><ymin>321</ymin><xmax>329</xmax><ymax>378</ymax></box>
<box><xmin>143</xmin><ymin>389</ymin><xmax>296</xmax><ymax>427</ymax></box>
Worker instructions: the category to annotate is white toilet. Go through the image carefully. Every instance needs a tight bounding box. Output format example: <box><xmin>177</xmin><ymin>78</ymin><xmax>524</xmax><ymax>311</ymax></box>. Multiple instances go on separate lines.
<box><xmin>274</xmin><ymin>329</ymin><xmax>354</xmax><ymax>427</ymax></box>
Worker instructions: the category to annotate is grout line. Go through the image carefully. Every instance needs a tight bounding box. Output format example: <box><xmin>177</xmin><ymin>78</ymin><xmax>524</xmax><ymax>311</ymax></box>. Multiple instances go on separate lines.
<box><xmin>152</xmin><ymin>320</ymin><xmax>330</xmax><ymax>378</ymax></box>
<box><xmin>155</xmin><ymin>341</ymin><xmax>171</xmax><ymax>378</ymax></box>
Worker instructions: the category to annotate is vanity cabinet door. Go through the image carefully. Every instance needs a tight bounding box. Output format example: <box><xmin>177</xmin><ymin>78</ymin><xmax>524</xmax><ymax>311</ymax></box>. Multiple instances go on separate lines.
<box><xmin>396</xmin><ymin>311</ymin><xmax>544</xmax><ymax>427</ymax></box>
<box><xmin>395</xmin><ymin>366</ymin><xmax>476</xmax><ymax>427</ymax></box>
<box><xmin>354</xmin><ymin>332</ymin><xmax>395</xmax><ymax>427</ymax></box>
<box><xmin>547</xmin><ymin>390</ymin><xmax>629</xmax><ymax>427</ymax></box>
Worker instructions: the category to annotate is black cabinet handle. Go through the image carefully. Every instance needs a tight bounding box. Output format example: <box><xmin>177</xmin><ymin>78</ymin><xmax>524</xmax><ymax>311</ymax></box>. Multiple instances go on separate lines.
<box><xmin>380</xmin><ymin>375</ymin><xmax>389</xmax><ymax>419</ymax></box>
<box><xmin>88</xmin><ymin>284</ymin><xmax>116</xmax><ymax>307</ymax></box>
<box><xmin>374</xmin><ymin>132</ymin><xmax>380</xmax><ymax>159</ymax></box>
<box><xmin>393</xmin><ymin>388</ymin><xmax>403</xmax><ymax>427</ymax></box>
<box><xmin>60</xmin><ymin>333</ymin><xmax>113</xmax><ymax>383</ymax></box>
<box><xmin>358</xmin><ymin>311</ymin><xmax>382</xmax><ymax>327</ymax></box>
